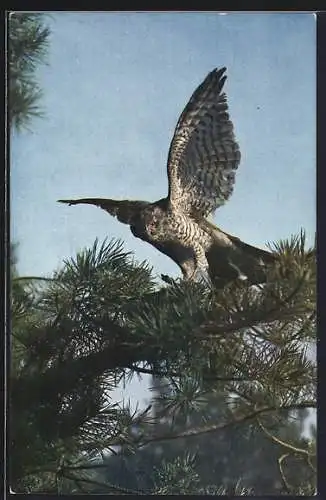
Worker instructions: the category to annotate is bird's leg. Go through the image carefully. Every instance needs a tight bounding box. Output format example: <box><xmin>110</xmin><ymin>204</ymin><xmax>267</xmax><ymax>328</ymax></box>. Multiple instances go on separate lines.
<box><xmin>180</xmin><ymin>259</ymin><xmax>196</xmax><ymax>281</ymax></box>
<box><xmin>194</xmin><ymin>268</ymin><xmax>212</xmax><ymax>287</ymax></box>
<box><xmin>189</xmin><ymin>244</ymin><xmax>211</xmax><ymax>284</ymax></box>
<box><xmin>194</xmin><ymin>243</ymin><xmax>209</xmax><ymax>272</ymax></box>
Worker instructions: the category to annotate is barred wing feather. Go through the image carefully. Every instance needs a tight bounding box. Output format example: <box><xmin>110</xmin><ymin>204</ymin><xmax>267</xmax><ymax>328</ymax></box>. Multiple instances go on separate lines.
<box><xmin>167</xmin><ymin>67</ymin><xmax>241</xmax><ymax>217</ymax></box>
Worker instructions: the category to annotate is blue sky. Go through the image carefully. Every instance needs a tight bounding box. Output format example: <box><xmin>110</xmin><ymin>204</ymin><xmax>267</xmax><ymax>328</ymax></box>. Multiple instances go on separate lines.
<box><xmin>11</xmin><ymin>12</ymin><xmax>316</xmax><ymax>426</ymax></box>
<box><xmin>11</xmin><ymin>12</ymin><xmax>315</xmax><ymax>280</ymax></box>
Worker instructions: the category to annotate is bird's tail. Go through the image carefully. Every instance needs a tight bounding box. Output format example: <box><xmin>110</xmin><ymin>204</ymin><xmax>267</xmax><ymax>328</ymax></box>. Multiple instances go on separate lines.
<box><xmin>205</xmin><ymin>226</ymin><xmax>277</xmax><ymax>286</ymax></box>
<box><xmin>58</xmin><ymin>198</ymin><xmax>150</xmax><ymax>225</ymax></box>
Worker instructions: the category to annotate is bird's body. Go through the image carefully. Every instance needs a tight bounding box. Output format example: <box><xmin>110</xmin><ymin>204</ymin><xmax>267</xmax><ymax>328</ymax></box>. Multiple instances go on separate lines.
<box><xmin>59</xmin><ymin>67</ymin><xmax>276</xmax><ymax>285</ymax></box>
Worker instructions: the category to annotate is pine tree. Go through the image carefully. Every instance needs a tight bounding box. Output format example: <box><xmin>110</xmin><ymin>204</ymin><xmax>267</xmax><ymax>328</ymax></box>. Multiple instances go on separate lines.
<box><xmin>93</xmin><ymin>374</ymin><xmax>314</xmax><ymax>495</ymax></box>
<box><xmin>8</xmin><ymin>12</ymin><xmax>50</xmax><ymax>132</ymax></box>
<box><xmin>10</xmin><ymin>231</ymin><xmax>316</xmax><ymax>494</ymax></box>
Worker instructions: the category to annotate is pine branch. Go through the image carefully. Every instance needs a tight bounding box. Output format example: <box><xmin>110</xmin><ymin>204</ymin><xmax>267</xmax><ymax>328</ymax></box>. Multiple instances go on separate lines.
<box><xmin>127</xmin><ymin>364</ymin><xmax>249</xmax><ymax>382</ymax></box>
<box><xmin>258</xmin><ymin>417</ymin><xmax>316</xmax><ymax>494</ymax></box>
<box><xmin>257</xmin><ymin>418</ymin><xmax>314</xmax><ymax>457</ymax></box>
<box><xmin>111</xmin><ymin>401</ymin><xmax>315</xmax><ymax>448</ymax></box>
<box><xmin>13</xmin><ymin>276</ymin><xmax>57</xmax><ymax>282</ymax></box>
<box><xmin>60</xmin><ymin>471</ymin><xmax>146</xmax><ymax>495</ymax></box>
<box><xmin>11</xmin><ymin>234</ymin><xmax>316</xmax><ymax>493</ymax></box>
<box><xmin>196</xmin><ymin>285</ymin><xmax>311</xmax><ymax>339</ymax></box>
<box><xmin>278</xmin><ymin>453</ymin><xmax>292</xmax><ymax>493</ymax></box>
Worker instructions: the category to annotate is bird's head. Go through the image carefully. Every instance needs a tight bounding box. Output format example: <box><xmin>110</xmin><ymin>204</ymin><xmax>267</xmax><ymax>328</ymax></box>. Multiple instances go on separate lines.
<box><xmin>143</xmin><ymin>204</ymin><xmax>166</xmax><ymax>240</ymax></box>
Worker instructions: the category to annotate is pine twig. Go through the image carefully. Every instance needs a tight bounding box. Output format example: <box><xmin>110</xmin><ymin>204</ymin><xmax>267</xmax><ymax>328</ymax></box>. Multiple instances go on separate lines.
<box><xmin>257</xmin><ymin>418</ymin><xmax>313</xmax><ymax>457</ymax></box>
<box><xmin>110</xmin><ymin>401</ymin><xmax>315</xmax><ymax>448</ymax></box>
<box><xmin>61</xmin><ymin>471</ymin><xmax>146</xmax><ymax>495</ymax></box>
<box><xmin>258</xmin><ymin>418</ymin><xmax>316</xmax><ymax>494</ymax></box>
<box><xmin>198</xmin><ymin>270</ymin><xmax>312</xmax><ymax>339</ymax></box>
<box><xmin>278</xmin><ymin>453</ymin><xmax>292</xmax><ymax>493</ymax></box>
<box><xmin>12</xmin><ymin>276</ymin><xmax>58</xmax><ymax>282</ymax></box>
<box><xmin>127</xmin><ymin>364</ymin><xmax>249</xmax><ymax>382</ymax></box>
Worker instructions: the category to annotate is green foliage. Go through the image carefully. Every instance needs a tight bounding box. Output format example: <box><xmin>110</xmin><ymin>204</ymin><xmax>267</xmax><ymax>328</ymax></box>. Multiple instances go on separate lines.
<box><xmin>153</xmin><ymin>453</ymin><xmax>200</xmax><ymax>494</ymax></box>
<box><xmin>10</xmin><ymin>232</ymin><xmax>316</xmax><ymax>493</ymax></box>
<box><xmin>95</xmin><ymin>382</ymin><xmax>314</xmax><ymax>495</ymax></box>
<box><xmin>8</xmin><ymin>12</ymin><xmax>51</xmax><ymax>131</ymax></box>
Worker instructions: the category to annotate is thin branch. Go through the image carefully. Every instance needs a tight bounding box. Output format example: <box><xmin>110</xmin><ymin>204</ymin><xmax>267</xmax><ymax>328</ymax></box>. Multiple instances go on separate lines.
<box><xmin>257</xmin><ymin>418</ymin><xmax>313</xmax><ymax>456</ymax></box>
<box><xmin>127</xmin><ymin>364</ymin><xmax>249</xmax><ymax>382</ymax></box>
<box><xmin>196</xmin><ymin>305</ymin><xmax>304</xmax><ymax>340</ymax></box>
<box><xmin>291</xmin><ymin>311</ymin><xmax>316</xmax><ymax>341</ymax></box>
<box><xmin>257</xmin><ymin>267</ymin><xmax>310</xmax><ymax>311</ymax></box>
<box><xmin>250</xmin><ymin>324</ymin><xmax>283</xmax><ymax>345</ymax></box>
<box><xmin>70</xmin><ymin>477</ymin><xmax>89</xmax><ymax>494</ymax></box>
<box><xmin>62</xmin><ymin>463</ymin><xmax>119</xmax><ymax>471</ymax></box>
<box><xmin>61</xmin><ymin>471</ymin><xmax>146</xmax><ymax>495</ymax></box>
<box><xmin>229</xmin><ymin>386</ymin><xmax>257</xmax><ymax>405</ymax></box>
<box><xmin>199</xmin><ymin>272</ymin><xmax>311</xmax><ymax>340</ymax></box>
<box><xmin>258</xmin><ymin>418</ymin><xmax>316</xmax><ymax>494</ymax></box>
<box><xmin>278</xmin><ymin>453</ymin><xmax>292</xmax><ymax>494</ymax></box>
<box><xmin>110</xmin><ymin>401</ymin><xmax>316</xmax><ymax>448</ymax></box>
<box><xmin>307</xmin><ymin>452</ymin><xmax>317</xmax><ymax>474</ymax></box>
<box><xmin>12</xmin><ymin>276</ymin><xmax>57</xmax><ymax>282</ymax></box>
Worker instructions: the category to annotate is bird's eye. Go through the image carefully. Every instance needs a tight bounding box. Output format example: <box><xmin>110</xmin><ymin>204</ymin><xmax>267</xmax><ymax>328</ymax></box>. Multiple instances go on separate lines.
<box><xmin>147</xmin><ymin>217</ymin><xmax>158</xmax><ymax>235</ymax></box>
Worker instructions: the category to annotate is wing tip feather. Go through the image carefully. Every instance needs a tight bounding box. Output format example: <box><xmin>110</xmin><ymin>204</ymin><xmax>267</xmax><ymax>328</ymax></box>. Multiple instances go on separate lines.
<box><xmin>57</xmin><ymin>199</ymin><xmax>79</xmax><ymax>206</ymax></box>
<box><xmin>204</xmin><ymin>66</ymin><xmax>228</xmax><ymax>93</ymax></box>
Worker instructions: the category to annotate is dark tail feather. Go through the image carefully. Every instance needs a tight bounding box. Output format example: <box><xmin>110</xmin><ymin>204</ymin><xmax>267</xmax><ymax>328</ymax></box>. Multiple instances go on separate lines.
<box><xmin>230</xmin><ymin>237</ymin><xmax>277</xmax><ymax>264</ymax></box>
<box><xmin>207</xmin><ymin>237</ymin><xmax>277</xmax><ymax>286</ymax></box>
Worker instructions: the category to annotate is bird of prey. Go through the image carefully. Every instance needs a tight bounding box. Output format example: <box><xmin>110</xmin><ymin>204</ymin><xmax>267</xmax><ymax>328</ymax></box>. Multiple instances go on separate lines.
<box><xmin>59</xmin><ymin>67</ymin><xmax>276</xmax><ymax>286</ymax></box>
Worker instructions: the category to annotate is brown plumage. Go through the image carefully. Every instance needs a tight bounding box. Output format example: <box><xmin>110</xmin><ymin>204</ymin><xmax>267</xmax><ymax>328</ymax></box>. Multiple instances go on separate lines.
<box><xmin>58</xmin><ymin>67</ymin><xmax>276</xmax><ymax>285</ymax></box>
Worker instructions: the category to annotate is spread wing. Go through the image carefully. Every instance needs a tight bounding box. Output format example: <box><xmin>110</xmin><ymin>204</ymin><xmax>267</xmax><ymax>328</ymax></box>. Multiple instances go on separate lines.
<box><xmin>167</xmin><ymin>67</ymin><xmax>241</xmax><ymax>217</ymax></box>
<box><xmin>58</xmin><ymin>198</ymin><xmax>150</xmax><ymax>225</ymax></box>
